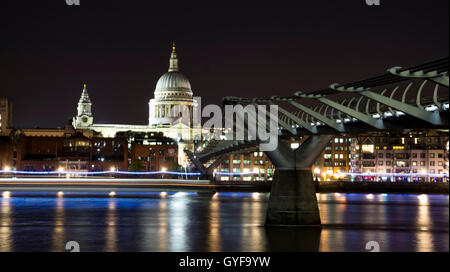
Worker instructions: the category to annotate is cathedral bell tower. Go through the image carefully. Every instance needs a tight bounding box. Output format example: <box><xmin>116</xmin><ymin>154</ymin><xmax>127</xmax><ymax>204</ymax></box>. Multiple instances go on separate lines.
<box><xmin>73</xmin><ymin>83</ymin><xmax>94</xmax><ymax>128</ymax></box>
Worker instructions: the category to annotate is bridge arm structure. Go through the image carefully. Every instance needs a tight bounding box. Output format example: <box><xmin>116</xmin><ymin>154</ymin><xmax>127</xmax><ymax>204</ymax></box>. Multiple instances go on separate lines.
<box><xmin>188</xmin><ymin>57</ymin><xmax>449</xmax><ymax>227</ymax></box>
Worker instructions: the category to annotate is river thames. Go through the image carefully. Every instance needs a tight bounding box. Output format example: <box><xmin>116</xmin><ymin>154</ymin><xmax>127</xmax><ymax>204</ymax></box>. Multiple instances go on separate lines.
<box><xmin>0</xmin><ymin>192</ymin><xmax>448</xmax><ymax>252</ymax></box>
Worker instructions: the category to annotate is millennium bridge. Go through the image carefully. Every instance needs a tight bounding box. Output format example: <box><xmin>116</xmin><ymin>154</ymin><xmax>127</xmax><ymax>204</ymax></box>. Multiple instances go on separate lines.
<box><xmin>185</xmin><ymin>57</ymin><xmax>449</xmax><ymax>227</ymax></box>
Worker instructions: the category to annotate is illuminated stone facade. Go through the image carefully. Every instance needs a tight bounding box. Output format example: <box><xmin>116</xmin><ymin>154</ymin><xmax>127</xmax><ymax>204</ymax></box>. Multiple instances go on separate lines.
<box><xmin>72</xmin><ymin>44</ymin><xmax>201</xmax><ymax>167</ymax></box>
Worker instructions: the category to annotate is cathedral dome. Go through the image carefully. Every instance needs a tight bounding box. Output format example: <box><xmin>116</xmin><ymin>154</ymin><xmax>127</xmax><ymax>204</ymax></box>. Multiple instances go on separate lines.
<box><xmin>155</xmin><ymin>71</ymin><xmax>192</xmax><ymax>93</ymax></box>
<box><xmin>149</xmin><ymin>43</ymin><xmax>197</xmax><ymax>127</ymax></box>
<box><xmin>154</xmin><ymin>42</ymin><xmax>193</xmax><ymax>100</ymax></box>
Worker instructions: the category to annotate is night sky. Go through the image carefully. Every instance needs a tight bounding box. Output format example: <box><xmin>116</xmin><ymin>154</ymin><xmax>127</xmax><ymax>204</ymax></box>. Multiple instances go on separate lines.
<box><xmin>1</xmin><ymin>0</ymin><xmax>448</xmax><ymax>128</ymax></box>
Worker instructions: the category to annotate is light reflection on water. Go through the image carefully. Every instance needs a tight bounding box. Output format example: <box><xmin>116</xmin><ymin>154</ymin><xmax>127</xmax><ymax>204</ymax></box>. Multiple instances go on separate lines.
<box><xmin>0</xmin><ymin>197</ymin><xmax>12</xmax><ymax>252</ymax></box>
<box><xmin>0</xmin><ymin>192</ymin><xmax>448</xmax><ymax>252</ymax></box>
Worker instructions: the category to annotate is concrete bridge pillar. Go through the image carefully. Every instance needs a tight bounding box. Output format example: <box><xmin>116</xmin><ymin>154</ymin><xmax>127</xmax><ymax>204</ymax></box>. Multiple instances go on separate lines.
<box><xmin>185</xmin><ymin>134</ymin><xmax>332</xmax><ymax>226</ymax></box>
<box><xmin>264</xmin><ymin>135</ymin><xmax>333</xmax><ymax>226</ymax></box>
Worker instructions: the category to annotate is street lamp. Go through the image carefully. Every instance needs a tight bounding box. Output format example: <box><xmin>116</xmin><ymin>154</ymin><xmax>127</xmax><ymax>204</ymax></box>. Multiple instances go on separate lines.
<box><xmin>313</xmin><ymin>168</ymin><xmax>321</xmax><ymax>182</ymax></box>
<box><xmin>110</xmin><ymin>166</ymin><xmax>116</xmax><ymax>178</ymax></box>
<box><xmin>3</xmin><ymin>166</ymin><xmax>11</xmax><ymax>177</ymax></box>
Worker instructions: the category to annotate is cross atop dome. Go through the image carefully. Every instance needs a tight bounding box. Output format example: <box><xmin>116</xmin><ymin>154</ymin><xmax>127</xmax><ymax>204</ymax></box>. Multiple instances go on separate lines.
<box><xmin>169</xmin><ymin>41</ymin><xmax>179</xmax><ymax>72</ymax></box>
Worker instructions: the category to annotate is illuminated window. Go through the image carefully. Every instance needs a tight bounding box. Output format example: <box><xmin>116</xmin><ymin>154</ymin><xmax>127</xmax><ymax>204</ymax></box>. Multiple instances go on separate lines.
<box><xmin>362</xmin><ymin>144</ymin><xmax>374</xmax><ymax>153</ymax></box>
<box><xmin>290</xmin><ymin>143</ymin><xmax>300</xmax><ymax>149</ymax></box>
<box><xmin>396</xmin><ymin>161</ymin><xmax>407</xmax><ymax>167</ymax></box>
<box><xmin>393</xmin><ymin>146</ymin><xmax>404</xmax><ymax>150</ymax></box>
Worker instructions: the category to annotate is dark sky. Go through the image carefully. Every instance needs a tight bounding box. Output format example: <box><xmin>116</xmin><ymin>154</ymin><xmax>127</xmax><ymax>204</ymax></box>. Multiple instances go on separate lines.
<box><xmin>1</xmin><ymin>0</ymin><xmax>448</xmax><ymax>128</ymax></box>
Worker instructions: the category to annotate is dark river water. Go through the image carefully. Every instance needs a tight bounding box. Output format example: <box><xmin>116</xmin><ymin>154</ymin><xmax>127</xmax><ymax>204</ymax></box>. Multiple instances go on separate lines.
<box><xmin>0</xmin><ymin>192</ymin><xmax>448</xmax><ymax>252</ymax></box>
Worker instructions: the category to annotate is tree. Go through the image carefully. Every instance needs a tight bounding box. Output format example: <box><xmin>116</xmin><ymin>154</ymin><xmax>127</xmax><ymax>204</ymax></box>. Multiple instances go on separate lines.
<box><xmin>128</xmin><ymin>159</ymin><xmax>145</xmax><ymax>172</ymax></box>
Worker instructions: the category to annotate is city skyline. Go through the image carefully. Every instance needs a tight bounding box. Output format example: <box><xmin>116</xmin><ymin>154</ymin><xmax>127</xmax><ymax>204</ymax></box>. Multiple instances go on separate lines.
<box><xmin>1</xmin><ymin>0</ymin><xmax>448</xmax><ymax>127</ymax></box>
<box><xmin>0</xmin><ymin>0</ymin><xmax>448</xmax><ymax>256</ymax></box>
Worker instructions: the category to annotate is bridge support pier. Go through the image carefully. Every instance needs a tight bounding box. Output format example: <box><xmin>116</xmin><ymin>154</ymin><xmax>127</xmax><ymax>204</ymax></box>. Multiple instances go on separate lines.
<box><xmin>264</xmin><ymin>135</ymin><xmax>332</xmax><ymax>227</ymax></box>
<box><xmin>265</xmin><ymin>169</ymin><xmax>320</xmax><ymax>226</ymax></box>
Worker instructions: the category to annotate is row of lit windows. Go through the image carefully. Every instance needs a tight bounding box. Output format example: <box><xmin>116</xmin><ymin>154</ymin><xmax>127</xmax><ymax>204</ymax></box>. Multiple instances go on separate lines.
<box><xmin>324</xmin><ymin>153</ymin><xmax>351</xmax><ymax>159</ymax></box>
<box><xmin>226</xmin><ymin>159</ymin><xmax>268</xmax><ymax>165</ymax></box>
<box><xmin>357</xmin><ymin>160</ymin><xmax>445</xmax><ymax>167</ymax></box>
<box><xmin>334</xmin><ymin>138</ymin><xmax>348</xmax><ymax>144</ymax></box>
<box><xmin>323</xmin><ymin>162</ymin><xmax>347</xmax><ymax>167</ymax></box>
<box><xmin>370</xmin><ymin>169</ymin><xmax>445</xmax><ymax>174</ymax></box>
<box><xmin>375</xmin><ymin>152</ymin><xmax>444</xmax><ymax>159</ymax></box>
<box><xmin>253</xmin><ymin>152</ymin><xmax>264</xmax><ymax>157</ymax></box>
<box><xmin>141</xmin><ymin>141</ymin><xmax>175</xmax><ymax>146</ymax></box>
